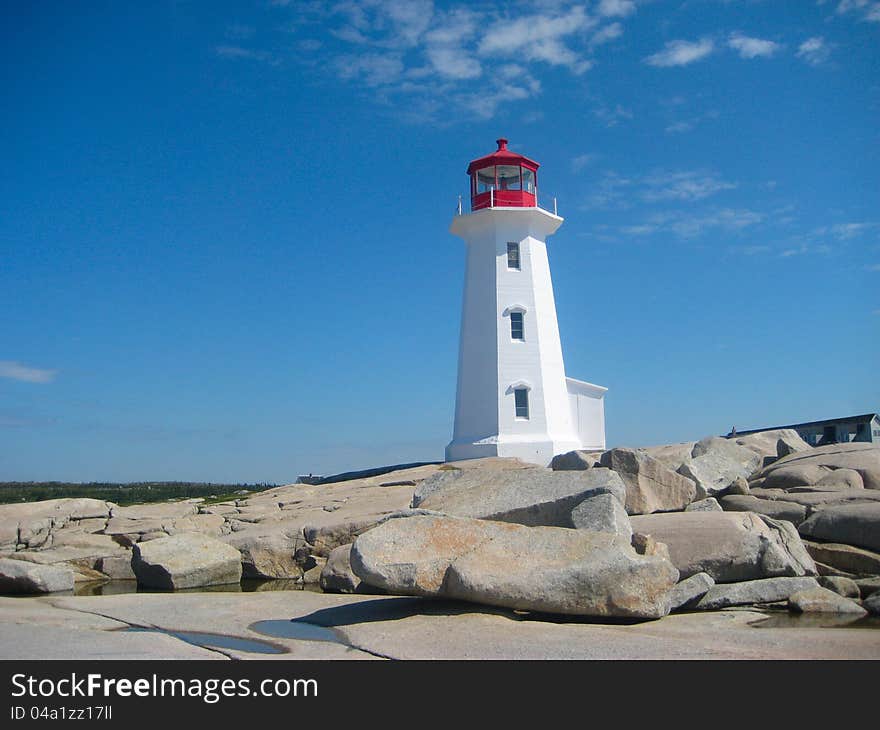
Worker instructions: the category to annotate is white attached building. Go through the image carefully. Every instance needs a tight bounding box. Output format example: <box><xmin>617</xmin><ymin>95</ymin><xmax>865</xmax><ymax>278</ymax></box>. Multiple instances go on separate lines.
<box><xmin>445</xmin><ymin>138</ymin><xmax>606</xmax><ymax>466</ymax></box>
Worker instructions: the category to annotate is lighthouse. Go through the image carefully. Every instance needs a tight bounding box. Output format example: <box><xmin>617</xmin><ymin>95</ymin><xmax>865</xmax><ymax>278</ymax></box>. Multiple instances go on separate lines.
<box><xmin>445</xmin><ymin>138</ymin><xmax>607</xmax><ymax>466</ymax></box>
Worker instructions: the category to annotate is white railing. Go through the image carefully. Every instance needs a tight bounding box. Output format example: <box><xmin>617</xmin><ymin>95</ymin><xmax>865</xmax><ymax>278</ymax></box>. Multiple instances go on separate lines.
<box><xmin>455</xmin><ymin>189</ymin><xmax>559</xmax><ymax>216</ymax></box>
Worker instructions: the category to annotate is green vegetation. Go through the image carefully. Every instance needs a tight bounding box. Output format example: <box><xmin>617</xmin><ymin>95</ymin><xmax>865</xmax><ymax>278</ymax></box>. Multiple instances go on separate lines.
<box><xmin>0</xmin><ymin>481</ymin><xmax>278</xmax><ymax>506</ymax></box>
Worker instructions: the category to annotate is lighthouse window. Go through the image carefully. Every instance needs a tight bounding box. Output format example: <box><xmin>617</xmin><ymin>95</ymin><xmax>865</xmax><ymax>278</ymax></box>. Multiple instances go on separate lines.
<box><xmin>507</xmin><ymin>242</ymin><xmax>520</xmax><ymax>270</ymax></box>
<box><xmin>522</xmin><ymin>168</ymin><xmax>535</xmax><ymax>194</ymax></box>
<box><xmin>496</xmin><ymin>165</ymin><xmax>521</xmax><ymax>191</ymax></box>
<box><xmin>514</xmin><ymin>388</ymin><xmax>530</xmax><ymax>419</ymax></box>
<box><xmin>476</xmin><ymin>167</ymin><xmax>496</xmax><ymax>193</ymax></box>
<box><xmin>510</xmin><ymin>311</ymin><xmax>524</xmax><ymax>341</ymax></box>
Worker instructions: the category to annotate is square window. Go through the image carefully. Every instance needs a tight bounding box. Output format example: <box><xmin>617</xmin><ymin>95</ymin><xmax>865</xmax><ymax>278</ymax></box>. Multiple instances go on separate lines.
<box><xmin>507</xmin><ymin>242</ymin><xmax>520</xmax><ymax>269</ymax></box>
<box><xmin>514</xmin><ymin>388</ymin><xmax>529</xmax><ymax>419</ymax></box>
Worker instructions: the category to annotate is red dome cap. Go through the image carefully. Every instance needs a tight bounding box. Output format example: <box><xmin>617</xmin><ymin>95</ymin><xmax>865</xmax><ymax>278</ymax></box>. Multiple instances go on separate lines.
<box><xmin>466</xmin><ymin>138</ymin><xmax>539</xmax><ymax>175</ymax></box>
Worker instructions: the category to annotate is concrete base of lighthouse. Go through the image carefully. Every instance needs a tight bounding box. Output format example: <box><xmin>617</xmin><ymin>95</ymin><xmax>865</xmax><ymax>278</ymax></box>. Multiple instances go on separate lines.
<box><xmin>445</xmin><ymin>375</ymin><xmax>606</xmax><ymax>466</ymax></box>
<box><xmin>445</xmin><ymin>435</ymin><xmax>583</xmax><ymax>466</ymax></box>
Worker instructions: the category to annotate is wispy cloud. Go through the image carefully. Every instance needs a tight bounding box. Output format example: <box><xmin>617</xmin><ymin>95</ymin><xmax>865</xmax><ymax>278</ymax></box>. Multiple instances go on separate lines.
<box><xmin>645</xmin><ymin>39</ymin><xmax>714</xmax><ymax>67</ymax></box>
<box><xmin>665</xmin><ymin>109</ymin><xmax>719</xmax><ymax>134</ymax></box>
<box><xmin>258</xmin><ymin>1</ymin><xmax>646</xmax><ymax>121</ymax></box>
<box><xmin>593</xmin><ymin>103</ymin><xmax>633</xmax><ymax>127</ymax></box>
<box><xmin>597</xmin><ymin>0</ymin><xmax>636</xmax><ymax>18</ymax></box>
<box><xmin>781</xmin><ymin>243</ymin><xmax>833</xmax><ymax>257</ymax></box>
<box><xmin>615</xmin><ymin>208</ymin><xmax>765</xmax><ymax>238</ymax></box>
<box><xmin>796</xmin><ymin>37</ymin><xmax>831</xmax><ymax>66</ymax></box>
<box><xmin>571</xmin><ymin>153</ymin><xmax>596</xmax><ymax>172</ymax></box>
<box><xmin>641</xmin><ymin>170</ymin><xmax>737</xmax><ymax>202</ymax></box>
<box><xmin>216</xmin><ymin>45</ymin><xmax>279</xmax><ymax>64</ymax></box>
<box><xmin>0</xmin><ymin>361</ymin><xmax>57</xmax><ymax>384</ymax></box>
<box><xmin>584</xmin><ymin>168</ymin><xmax>737</xmax><ymax>209</ymax></box>
<box><xmin>477</xmin><ymin>6</ymin><xmax>595</xmax><ymax>74</ymax></box>
<box><xmin>836</xmin><ymin>0</ymin><xmax>880</xmax><ymax>23</ymax></box>
<box><xmin>728</xmin><ymin>33</ymin><xmax>782</xmax><ymax>59</ymax></box>
<box><xmin>590</xmin><ymin>23</ymin><xmax>624</xmax><ymax>47</ymax></box>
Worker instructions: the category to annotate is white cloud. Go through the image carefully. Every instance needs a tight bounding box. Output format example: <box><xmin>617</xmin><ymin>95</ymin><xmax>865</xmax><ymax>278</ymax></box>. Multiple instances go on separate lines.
<box><xmin>597</xmin><ymin>0</ymin><xmax>636</xmax><ymax>18</ymax></box>
<box><xmin>584</xmin><ymin>168</ymin><xmax>737</xmax><ymax>209</ymax></box>
<box><xmin>593</xmin><ymin>103</ymin><xmax>633</xmax><ymax>127</ymax></box>
<box><xmin>336</xmin><ymin>53</ymin><xmax>404</xmax><ymax>87</ymax></box>
<box><xmin>615</xmin><ymin>208</ymin><xmax>764</xmax><ymax>238</ymax></box>
<box><xmin>641</xmin><ymin>170</ymin><xmax>737</xmax><ymax>202</ymax></box>
<box><xmin>0</xmin><ymin>361</ymin><xmax>57</xmax><ymax>384</ymax></box>
<box><xmin>215</xmin><ymin>46</ymin><xmax>278</xmax><ymax>64</ymax></box>
<box><xmin>728</xmin><ymin>33</ymin><xmax>781</xmax><ymax>59</ymax></box>
<box><xmin>477</xmin><ymin>6</ymin><xmax>595</xmax><ymax>73</ymax></box>
<box><xmin>590</xmin><ymin>23</ymin><xmax>624</xmax><ymax>47</ymax></box>
<box><xmin>426</xmin><ymin>45</ymin><xmax>482</xmax><ymax>79</ymax></box>
<box><xmin>828</xmin><ymin>222</ymin><xmax>877</xmax><ymax>239</ymax></box>
<box><xmin>797</xmin><ymin>37</ymin><xmax>831</xmax><ymax>66</ymax></box>
<box><xmin>645</xmin><ymin>39</ymin><xmax>714</xmax><ymax>67</ymax></box>
<box><xmin>665</xmin><ymin>121</ymin><xmax>694</xmax><ymax>134</ymax></box>
<box><xmin>733</xmin><ymin>244</ymin><xmax>772</xmax><ymax>256</ymax></box>
<box><xmin>571</xmin><ymin>153</ymin><xmax>595</xmax><ymax>172</ymax></box>
<box><xmin>836</xmin><ymin>0</ymin><xmax>880</xmax><ymax>22</ymax></box>
<box><xmin>781</xmin><ymin>243</ymin><xmax>833</xmax><ymax>257</ymax></box>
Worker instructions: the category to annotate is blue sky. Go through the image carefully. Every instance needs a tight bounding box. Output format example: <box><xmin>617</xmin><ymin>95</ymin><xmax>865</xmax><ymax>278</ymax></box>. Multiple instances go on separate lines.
<box><xmin>1</xmin><ymin>0</ymin><xmax>878</xmax><ymax>483</ymax></box>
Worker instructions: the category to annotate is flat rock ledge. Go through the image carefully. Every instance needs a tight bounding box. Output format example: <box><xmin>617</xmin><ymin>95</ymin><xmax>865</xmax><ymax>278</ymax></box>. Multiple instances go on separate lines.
<box><xmin>350</xmin><ymin>514</ymin><xmax>679</xmax><ymax>619</ymax></box>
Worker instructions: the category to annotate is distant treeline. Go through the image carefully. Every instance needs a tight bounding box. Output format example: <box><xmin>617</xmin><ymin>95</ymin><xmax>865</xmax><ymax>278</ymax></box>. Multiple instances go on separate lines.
<box><xmin>0</xmin><ymin>481</ymin><xmax>279</xmax><ymax>506</ymax></box>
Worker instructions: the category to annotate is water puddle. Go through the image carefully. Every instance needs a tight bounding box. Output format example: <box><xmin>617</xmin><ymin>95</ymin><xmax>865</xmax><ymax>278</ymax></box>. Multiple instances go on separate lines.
<box><xmin>249</xmin><ymin>619</ymin><xmax>345</xmax><ymax>644</ymax></box>
<box><xmin>73</xmin><ymin>579</ymin><xmax>323</xmax><ymax>596</ymax></box>
<box><xmin>124</xmin><ymin>627</ymin><xmax>287</xmax><ymax>654</ymax></box>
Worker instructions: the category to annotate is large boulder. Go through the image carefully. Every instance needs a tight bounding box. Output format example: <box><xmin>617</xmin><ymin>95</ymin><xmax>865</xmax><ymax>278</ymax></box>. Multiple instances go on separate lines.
<box><xmin>731</xmin><ymin>429</ymin><xmax>811</xmax><ymax>463</ymax></box>
<box><xmin>319</xmin><ymin>544</ymin><xmax>358</xmax><ymax>593</ymax></box>
<box><xmin>769</xmin><ymin>489</ymin><xmax>880</xmax><ymax>510</ymax></box>
<box><xmin>132</xmin><ymin>533</ymin><xmax>242</xmax><ymax>589</ymax></box>
<box><xmin>637</xmin><ymin>442</ymin><xmax>696</xmax><ymax>472</ymax></box>
<box><xmin>803</xmin><ymin>541</ymin><xmax>880</xmax><ymax>576</ymax></box>
<box><xmin>678</xmin><ymin>437</ymin><xmax>763</xmax><ymax>498</ymax></box>
<box><xmin>695</xmin><ymin>576</ymin><xmax>819</xmax><ymax>609</ymax></box>
<box><xmin>788</xmin><ymin>587</ymin><xmax>867</xmax><ymax>615</ymax></box>
<box><xmin>550</xmin><ymin>450</ymin><xmax>603</xmax><ymax>471</ymax></box>
<box><xmin>817</xmin><ymin>575</ymin><xmax>861</xmax><ymax>599</ymax></box>
<box><xmin>319</xmin><ymin>544</ymin><xmax>367</xmax><ymax>594</ymax></box>
<box><xmin>350</xmin><ymin>515</ymin><xmax>679</xmax><ymax>619</ymax></box>
<box><xmin>685</xmin><ymin>498</ymin><xmax>722</xmax><ymax>512</ymax></box>
<box><xmin>225</xmin><ymin>531</ymin><xmax>302</xmax><ymax>579</ymax></box>
<box><xmin>629</xmin><ymin>511</ymin><xmax>817</xmax><ymax>582</ymax></box>
<box><xmin>815</xmin><ymin>469</ymin><xmax>865</xmax><ymax>490</ymax></box>
<box><xmin>719</xmin><ymin>494</ymin><xmax>808</xmax><ymax>525</ymax></box>
<box><xmin>759</xmin><ymin>443</ymin><xmax>880</xmax><ymax>490</ymax></box>
<box><xmin>669</xmin><ymin>572</ymin><xmax>715</xmax><ymax>611</ymax></box>
<box><xmin>413</xmin><ymin>467</ymin><xmax>627</xmax><ymax>527</ymax></box>
<box><xmin>598</xmin><ymin>448</ymin><xmax>696</xmax><ymax>515</ymax></box>
<box><xmin>798</xmin><ymin>502</ymin><xmax>880</xmax><ymax>553</ymax></box>
<box><xmin>570</xmin><ymin>493</ymin><xmax>632</xmax><ymax>541</ymax></box>
<box><xmin>0</xmin><ymin>558</ymin><xmax>75</xmax><ymax>594</ymax></box>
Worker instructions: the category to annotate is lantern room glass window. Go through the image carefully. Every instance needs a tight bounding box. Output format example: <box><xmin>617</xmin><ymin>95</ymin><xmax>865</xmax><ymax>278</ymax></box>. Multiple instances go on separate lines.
<box><xmin>476</xmin><ymin>166</ymin><xmax>496</xmax><ymax>193</ymax></box>
<box><xmin>496</xmin><ymin>165</ymin><xmax>521</xmax><ymax>191</ymax></box>
<box><xmin>522</xmin><ymin>168</ymin><xmax>535</xmax><ymax>194</ymax></box>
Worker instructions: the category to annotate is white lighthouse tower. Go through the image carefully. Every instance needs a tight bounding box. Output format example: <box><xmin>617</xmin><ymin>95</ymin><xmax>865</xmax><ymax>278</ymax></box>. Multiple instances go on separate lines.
<box><xmin>445</xmin><ymin>138</ymin><xmax>606</xmax><ymax>466</ymax></box>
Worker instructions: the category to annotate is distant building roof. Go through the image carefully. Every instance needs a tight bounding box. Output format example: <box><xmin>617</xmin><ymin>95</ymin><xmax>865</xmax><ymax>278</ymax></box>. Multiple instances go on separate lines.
<box><xmin>731</xmin><ymin>413</ymin><xmax>879</xmax><ymax>436</ymax></box>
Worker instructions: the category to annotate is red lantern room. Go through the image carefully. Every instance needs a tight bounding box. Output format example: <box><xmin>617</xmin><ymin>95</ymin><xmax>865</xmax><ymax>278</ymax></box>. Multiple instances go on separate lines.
<box><xmin>467</xmin><ymin>138</ymin><xmax>539</xmax><ymax>212</ymax></box>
